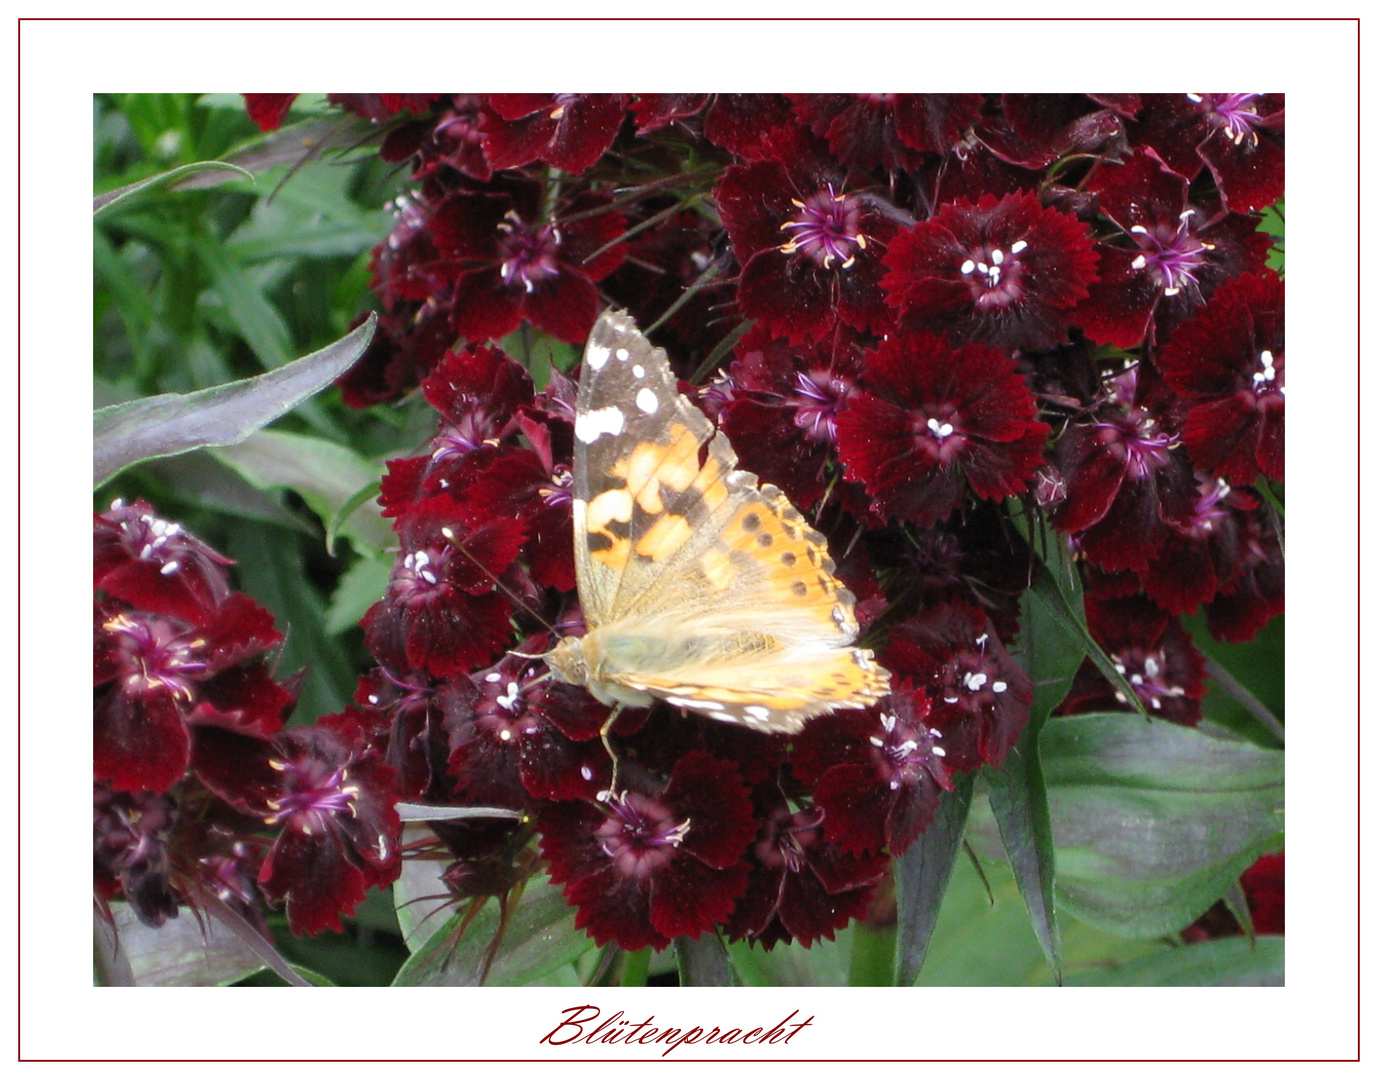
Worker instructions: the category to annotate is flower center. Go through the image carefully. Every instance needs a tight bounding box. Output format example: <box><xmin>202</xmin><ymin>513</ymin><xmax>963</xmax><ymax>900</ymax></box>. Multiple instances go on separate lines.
<box><xmin>496</xmin><ymin>211</ymin><xmax>562</xmax><ymax>293</ymax></box>
<box><xmin>1191</xmin><ymin>92</ymin><xmax>1265</xmax><ymax>147</ymax></box>
<box><xmin>938</xmin><ymin>634</ymin><xmax>1011</xmax><ymax>709</ymax></box>
<box><xmin>1129</xmin><ymin>210</ymin><xmax>1213</xmax><ymax>297</ymax></box>
<box><xmin>1111</xmin><ymin>649</ymin><xmax>1186</xmax><ymax>713</ymax></box>
<box><xmin>265</xmin><ymin>758</ymin><xmax>358</xmax><ymax>829</ymax></box>
<box><xmin>912</xmin><ymin>405</ymin><xmax>966</xmax><ymax>463</ymax></box>
<box><xmin>104</xmin><ymin>612</ymin><xmax>207</xmax><ymax>699</ymax></box>
<box><xmin>1252</xmin><ymin>349</ymin><xmax>1284</xmax><ymax>396</ymax></box>
<box><xmin>960</xmin><ymin>239</ymin><xmax>1028</xmax><ymax>308</ymax></box>
<box><xmin>394</xmin><ymin>546</ymin><xmax>454</xmax><ymax>606</ymax></box>
<box><xmin>868</xmin><ymin>711</ymin><xmax>946</xmax><ymax>792</ymax></box>
<box><xmin>779</xmin><ymin>185</ymin><xmax>867</xmax><ymax>270</ymax></box>
<box><xmin>1094</xmin><ymin>408</ymin><xmax>1174</xmax><ymax>480</ymax></box>
<box><xmin>757</xmin><ymin>806</ymin><xmax>825</xmax><ymax>874</ymax></box>
<box><xmin>596</xmin><ymin>790</ymin><xmax>692</xmax><ymax>879</ymax></box>
<box><xmin>792</xmin><ymin>369</ymin><xmax>849</xmax><ymax>442</ymax></box>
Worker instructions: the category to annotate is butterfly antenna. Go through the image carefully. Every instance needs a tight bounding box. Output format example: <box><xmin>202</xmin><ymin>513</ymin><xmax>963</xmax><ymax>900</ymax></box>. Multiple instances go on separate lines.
<box><xmin>439</xmin><ymin>526</ymin><xmax>558</xmax><ymax>636</ymax></box>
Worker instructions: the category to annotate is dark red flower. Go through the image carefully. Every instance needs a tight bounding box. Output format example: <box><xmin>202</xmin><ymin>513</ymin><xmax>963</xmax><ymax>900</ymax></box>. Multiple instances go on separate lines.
<box><xmin>1157</xmin><ymin>270</ymin><xmax>1284</xmax><ymax>486</ymax></box>
<box><xmin>715</xmin><ymin>144</ymin><xmax>903</xmax><ymax>344</ymax></box>
<box><xmin>430</xmin><ymin>182</ymin><xmax>626</xmax><ymax>345</ymax></box>
<box><xmin>701</xmin><ymin>94</ymin><xmax>800</xmax><ymax>162</ymax></box>
<box><xmin>836</xmin><ymin>330</ymin><xmax>1050</xmax><ymax>528</ymax></box>
<box><xmin>881</xmin><ymin>190</ymin><xmax>1098</xmax><ymax>352</ymax></box>
<box><xmin>1203</xmin><ymin>501</ymin><xmax>1285</xmax><ymax>643</ymax></box>
<box><xmin>788</xmin><ymin>93</ymin><xmax>984</xmax><ymax>170</ymax></box>
<box><xmin>882</xmin><ymin>600</ymin><xmax>1033</xmax><ymax>772</ymax></box>
<box><xmin>407</xmin><ymin>94</ymin><xmax>492</xmax><ymax>182</ymax></box>
<box><xmin>538</xmin><ymin>751</ymin><xmax>756</xmax><ymax>952</ymax></box>
<box><xmin>1130</xmin><ymin>94</ymin><xmax>1285</xmax><ymax>213</ymax></box>
<box><xmin>975</xmin><ymin>93</ymin><xmax>1130</xmax><ymax>169</ymax></box>
<box><xmin>724</xmin><ymin>794</ymin><xmax>889</xmax><ymax>950</ymax></box>
<box><xmin>361</xmin><ymin>494</ymin><xmax>526</xmax><ymax>680</ymax></box>
<box><xmin>94</xmin><ymin>783</ymin><xmax>181</xmax><ymax>927</ymax></box>
<box><xmin>1138</xmin><ymin>476</ymin><xmax>1262</xmax><ymax>616</ymax></box>
<box><xmin>791</xmin><ymin>686</ymin><xmax>952</xmax><ymax>856</ymax></box>
<box><xmin>95</xmin><ymin>592</ymin><xmax>290</xmax><ymax>794</ymax></box>
<box><xmin>445</xmin><ymin>641</ymin><xmax>611</xmax><ymax>807</ymax></box>
<box><xmin>480</xmin><ymin>94</ymin><xmax>629</xmax><ymax>174</ymax></box>
<box><xmin>718</xmin><ymin>322</ymin><xmax>870</xmax><ymax>512</ymax></box>
<box><xmin>1059</xmin><ymin>594</ymin><xmax>1206</xmax><ymax>726</ymax></box>
<box><xmin>1078</xmin><ymin>152</ymin><xmax>1272</xmax><ymax>348</ymax></box>
<box><xmin>192</xmin><ymin>711</ymin><xmax>402</xmax><ymax>936</ymax></box>
<box><xmin>95</xmin><ymin>499</ymin><xmax>235</xmax><ymax>624</ymax></box>
<box><xmin>630</xmin><ymin>94</ymin><xmax>710</xmax><ymax>133</ymax></box>
<box><xmin>1051</xmin><ymin>364</ymin><xmax>1197</xmax><ymax>572</ymax></box>
<box><xmin>329</xmin><ymin>93</ymin><xmax>441</xmax><ymax>123</ymax></box>
<box><xmin>242</xmin><ymin>93</ymin><xmax>297</xmax><ymax>132</ymax></box>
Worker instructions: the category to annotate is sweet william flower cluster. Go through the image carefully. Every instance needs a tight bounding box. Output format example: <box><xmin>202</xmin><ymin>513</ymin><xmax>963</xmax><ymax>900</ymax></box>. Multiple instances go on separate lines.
<box><xmin>99</xmin><ymin>92</ymin><xmax>1283</xmax><ymax>959</ymax></box>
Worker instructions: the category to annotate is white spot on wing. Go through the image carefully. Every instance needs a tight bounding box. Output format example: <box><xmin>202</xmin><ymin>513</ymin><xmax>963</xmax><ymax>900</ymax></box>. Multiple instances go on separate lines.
<box><xmin>615</xmin><ymin>347</ymin><xmax>631</xmax><ymax>362</ymax></box>
<box><xmin>575</xmin><ymin>406</ymin><xmax>626</xmax><ymax>443</ymax></box>
<box><xmin>632</xmin><ymin>364</ymin><xmax>645</xmax><ymax>377</ymax></box>
<box><xmin>635</xmin><ymin>387</ymin><xmax>659</xmax><ymax>414</ymax></box>
<box><xmin>586</xmin><ymin>342</ymin><xmax>612</xmax><ymax>370</ymax></box>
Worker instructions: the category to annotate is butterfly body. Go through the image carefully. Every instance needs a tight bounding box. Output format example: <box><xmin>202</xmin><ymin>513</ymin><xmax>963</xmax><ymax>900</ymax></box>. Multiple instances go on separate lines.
<box><xmin>547</xmin><ymin>309</ymin><xmax>890</xmax><ymax>734</ymax></box>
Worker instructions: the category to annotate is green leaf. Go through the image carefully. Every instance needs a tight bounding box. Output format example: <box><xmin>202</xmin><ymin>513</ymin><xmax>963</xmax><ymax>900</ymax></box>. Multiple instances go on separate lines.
<box><xmin>1067</xmin><ymin>935</ymin><xmax>1283</xmax><ymax>986</ymax></box>
<box><xmin>986</xmin><ymin>735</ymin><xmax>1061</xmax><ymax>983</ymax></box>
<box><xmin>326</xmin><ymin>555</ymin><xmax>392</xmax><ymax>635</ymax></box>
<box><xmin>982</xmin><ymin>563</ymin><xmax>1089</xmax><ymax>984</ymax></box>
<box><xmin>1029</xmin><ymin>559</ymin><xmax>1147</xmax><ymax>717</ymax></box>
<box><xmin>94</xmin><ymin>160</ymin><xmax>254</xmax><ymax>218</ymax></box>
<box><xmin>912</xmin><ymin>824</ymin><xmax>1163</xmax><ymax>985</ymax></box>
<box><xmin>726</xmin><ymin>928</ymin><xmax>852</xmax><ymax>987</ymax></box>
<box><xmin>1009</xmin><ymin>502</ymin><xmax>1145</xmax><ymax>717</ymax></box>
<box><xmin>1042</xmin><ymin>712</ymin><xmax>1284</xmax><ymax>937</ymax></box>
<box><xmin>169</xmin><ymin>113</ymin><xmax>382</xmax><ymax>191</ymax></box>
<box><xmin>101</xmin><ymin>903</ymin><xmax>271</xmax><ymax>987</ymax></box>
<box><xmin>676</xmin><ymin>933</ymin><xmax>738</xmax><ymax>986</ymax></box>
<box><xmin>894</xmin><ymin>773</ymin><xmax>975</xmax><ymax>985</ymax></box>
<box><xmin>193</xmin><ymin>237</ymin><xmax>294</xmax><ymax>368</ymax></box>
<box><xmin>212</xmin><ymin>430</ymin><xmax>392</xmax><ymax>553</ymax></box>
<box><xmin>393</xmin><ymin>873</ymin><xmax>595</xmax><ymax>987</ymax></box>
<box><xmin>222</xmin><ymin>520</ymin><xmax>358</xmax><ymax>720</ymax></box>
<box><xmin>93</xmin><ymin>315</ymin><xmax>375</xmax><ymax>486</ymax></box>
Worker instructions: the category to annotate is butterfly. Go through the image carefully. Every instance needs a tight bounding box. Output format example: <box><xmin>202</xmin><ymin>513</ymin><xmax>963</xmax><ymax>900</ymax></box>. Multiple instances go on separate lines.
<box><xmin>544</xmin><ymin>309</ymin><xmax>891</xmax><ymax>734</ymax></box>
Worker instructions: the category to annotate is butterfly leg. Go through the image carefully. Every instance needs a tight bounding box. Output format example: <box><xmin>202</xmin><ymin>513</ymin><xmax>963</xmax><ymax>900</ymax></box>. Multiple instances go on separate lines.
<box><xmin>598</xmin><ymin>705</ymin><xmax>625</xmax><ymax>796</ymax></box>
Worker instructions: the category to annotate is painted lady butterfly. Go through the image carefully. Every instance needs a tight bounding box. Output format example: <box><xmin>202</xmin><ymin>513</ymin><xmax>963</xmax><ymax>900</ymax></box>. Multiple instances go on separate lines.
<box><xmin>544</xmin><ymin>309</ymin><xmax>890</xmax><ymax>733</ymax></box>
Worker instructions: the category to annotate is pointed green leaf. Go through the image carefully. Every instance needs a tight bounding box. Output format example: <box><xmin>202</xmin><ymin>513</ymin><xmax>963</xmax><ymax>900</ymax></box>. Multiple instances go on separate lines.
<box><xmin>1043</xmin><ymin>712</ymin><xmax>1284</xmax><ymax>937</ymax></box>
<box><xmin>894</xmin><ymin>773</ymin><xmax>975</xmax><ymax>985</ymax></box>
<box><xmin>982</xmin><ymin>558</ymin><xmax>1088</xmax><ymax>984</ymax></box>
<box><xmin>93</xmin><ymin>315</ymin><xmax>375</xmax><ymax>486</ymax></box>
<box><xmin>94</xmin><ymin>160</ymin><xmax>254</xmax><ymax>217</ymax></box>
<box><xmin>987</xmin><ymin>737</ymin><xmax>1061</xmax><ymax>982</ymax></box>
<box><xmin>1029</xmin><ymin>560</ymin><xmax>1147</xmax><ymax>717</ymax></box>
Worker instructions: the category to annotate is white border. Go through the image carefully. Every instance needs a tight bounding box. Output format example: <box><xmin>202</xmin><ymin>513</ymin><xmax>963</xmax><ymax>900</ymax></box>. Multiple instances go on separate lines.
<box><xmin>14</xmin><ymin>10</ymin><xmax>1360</xmax><ymax>1066</ymax></box>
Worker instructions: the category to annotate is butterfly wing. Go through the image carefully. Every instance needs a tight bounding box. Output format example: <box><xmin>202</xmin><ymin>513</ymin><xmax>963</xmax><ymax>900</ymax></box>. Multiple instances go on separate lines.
<box><xmin>569</xmin><ymin>310</ymin><xmax>890</xmax><ymax>729</ymax></box>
